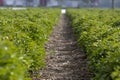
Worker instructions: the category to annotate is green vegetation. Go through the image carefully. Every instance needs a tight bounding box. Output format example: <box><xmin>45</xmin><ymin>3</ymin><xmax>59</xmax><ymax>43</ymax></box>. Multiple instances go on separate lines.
<box><xmin>0</xmin><ymin>8</ymin><xmax>60</xmax><ymax>80</ymax></box>
<box><xmin>67</xmin><ymin>9</ymin><xmax>120</xmax><ymax>80</ymax></box>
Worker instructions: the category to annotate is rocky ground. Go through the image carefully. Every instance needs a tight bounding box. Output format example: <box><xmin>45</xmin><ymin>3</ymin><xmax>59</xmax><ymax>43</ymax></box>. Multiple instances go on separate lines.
<box><xmin>33</xmin><ymin>15</ymin><xmax>92</xmax><ymax>80</ymax></box>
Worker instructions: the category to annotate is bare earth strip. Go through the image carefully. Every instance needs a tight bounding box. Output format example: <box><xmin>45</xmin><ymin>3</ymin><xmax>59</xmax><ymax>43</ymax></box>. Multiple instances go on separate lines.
<box><xmin>34</xmin><ymin>15</ymin><xmax>91</xmax><ymax>80</ymax></box>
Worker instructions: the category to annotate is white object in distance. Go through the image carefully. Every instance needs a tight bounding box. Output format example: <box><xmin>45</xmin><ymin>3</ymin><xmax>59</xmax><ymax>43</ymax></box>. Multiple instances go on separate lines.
<box><xmin>61</xmin><ymin>9</ymin><xmax>66</xmax><ymax>14</ymax></box>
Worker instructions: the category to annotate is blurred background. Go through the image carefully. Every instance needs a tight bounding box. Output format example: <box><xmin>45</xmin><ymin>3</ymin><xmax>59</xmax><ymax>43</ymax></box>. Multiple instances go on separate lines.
<box><xmin>0</xmin><ymin>0</ymin><xmax>119</xmax><ymax>8</ymax></box>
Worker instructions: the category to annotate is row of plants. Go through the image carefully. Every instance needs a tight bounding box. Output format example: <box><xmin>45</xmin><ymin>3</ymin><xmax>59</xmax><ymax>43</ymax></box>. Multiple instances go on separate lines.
<box><xmin>0</xmin><ymin>8</ymin><xmax>60</xmax><ymax>80</ymax></box>
<box><xmin>67</xmin><ymin>9</ymin><xmax>120</xmax><ymax>80</ymax></box>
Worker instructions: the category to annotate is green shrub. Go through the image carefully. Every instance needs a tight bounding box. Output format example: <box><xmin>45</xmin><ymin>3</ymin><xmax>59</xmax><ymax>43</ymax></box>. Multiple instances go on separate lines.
<box><xmin>0</xmin><ymin>40</ymin><xmax>29</xmax><ymax>80</ymax></box>
<box><xmin>0</xmin><ymin>8</ymin><xmax>60</xmax><ymax>80</ymax></box>
<box><xmin>67</xmin><ymin>9</ymin><xmax>120</xmax><ymax>80</ymax></box>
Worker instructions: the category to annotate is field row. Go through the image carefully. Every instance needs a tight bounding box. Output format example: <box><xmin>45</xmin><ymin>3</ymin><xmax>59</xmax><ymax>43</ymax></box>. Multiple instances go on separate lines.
<box><xmin>67</xmin><ymin>9</ymin><xmax>120</xmax><ymax>80</ymax></box>
<box><xmin>0</xmin><ymin>8</ymin><xmax>60</xmax><ymax>80</ymax></box>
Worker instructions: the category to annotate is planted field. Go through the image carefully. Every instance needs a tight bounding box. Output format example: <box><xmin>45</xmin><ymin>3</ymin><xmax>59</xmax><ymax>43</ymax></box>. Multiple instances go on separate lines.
<box><xmin>1</xmin><ymin>8</ymin><xmax>120</xmax><ymax>80</ymax></box>
<box><xmin>67</xmin><ymin>9</ymin><xmax>120</xmax><ymax>80</ymax></box>
<box><xmin>0</xmin><ymin>8</ymin><xmax>60</xmax><ymax>80</ymax></box>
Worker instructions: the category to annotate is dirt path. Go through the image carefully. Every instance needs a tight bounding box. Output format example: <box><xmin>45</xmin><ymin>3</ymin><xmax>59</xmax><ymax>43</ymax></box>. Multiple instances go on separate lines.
<box><xmin>35</xmin><ymin>15</ymin><xmax>91</xmax><ymax>80</ymax></box>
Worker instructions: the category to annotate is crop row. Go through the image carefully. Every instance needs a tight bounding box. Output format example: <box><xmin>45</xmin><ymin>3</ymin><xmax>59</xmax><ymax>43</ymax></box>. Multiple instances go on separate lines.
<box><xmin>0</xmin><ymin>8</ymin><xmax>60</xmax><ymax>80</ymax></box>
<box><xmin>67</xmin><ymin>9</ymin><xmax>120</xmax><ymax>80</ymax></box>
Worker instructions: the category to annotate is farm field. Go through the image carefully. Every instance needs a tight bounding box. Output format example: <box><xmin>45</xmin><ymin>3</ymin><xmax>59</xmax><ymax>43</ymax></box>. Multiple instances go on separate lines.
<box><xmin>0</xmin><ymin>8</ymin><xmax>60</xmax><ymax>80</ymax></box>
<box><xmin>67</xmin><ymin>9</ymin><xmax>120</xmax><ymax>80</ymax></box>
<box><xmin>0</xmin><ymin>8</ymin><xmax>120</xmax><ymax>80</ymax></box>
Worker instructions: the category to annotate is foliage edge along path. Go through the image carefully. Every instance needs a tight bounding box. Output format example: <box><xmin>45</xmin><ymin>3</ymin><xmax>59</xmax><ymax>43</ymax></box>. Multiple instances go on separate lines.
<box><xmin>0</xmin><ymin>8</ymin><xmax>60</xmax><ymax>80</ymax></box>
<box><xmin>67</xmin><ymin>9</ymin><xmax>120</xmax><ymax>80</ymax></box>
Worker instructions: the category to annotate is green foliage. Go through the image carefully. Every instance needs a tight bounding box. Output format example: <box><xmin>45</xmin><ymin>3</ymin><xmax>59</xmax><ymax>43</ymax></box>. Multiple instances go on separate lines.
<box><xmin>0</xmin><ymin>8</ymin><xmax>60</xmax><ymax>80</ymax></box>
<box><xmin>0</xmin><ymin>40</ymin><xmax>28</xmax><ymax>80</ymax></box>
<box><xmin>67</xmin><ymin>9</ymin><xmax>120</xmax><ymax>80</ymax></box>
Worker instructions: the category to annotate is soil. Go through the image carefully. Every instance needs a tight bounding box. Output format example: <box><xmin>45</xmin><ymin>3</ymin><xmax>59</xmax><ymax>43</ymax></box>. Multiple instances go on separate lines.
<box><xmin>33</xmin><ymin>15</ymin><xmax>92</xmax><ymax>80</ymax></box>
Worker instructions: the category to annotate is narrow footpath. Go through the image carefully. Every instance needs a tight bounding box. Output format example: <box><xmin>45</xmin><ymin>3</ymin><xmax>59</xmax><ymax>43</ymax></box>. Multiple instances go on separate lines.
<box><xmin>36</xmin><ymin>15</ymin><xmax>91</xmax><ymax>80</ymax></box>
